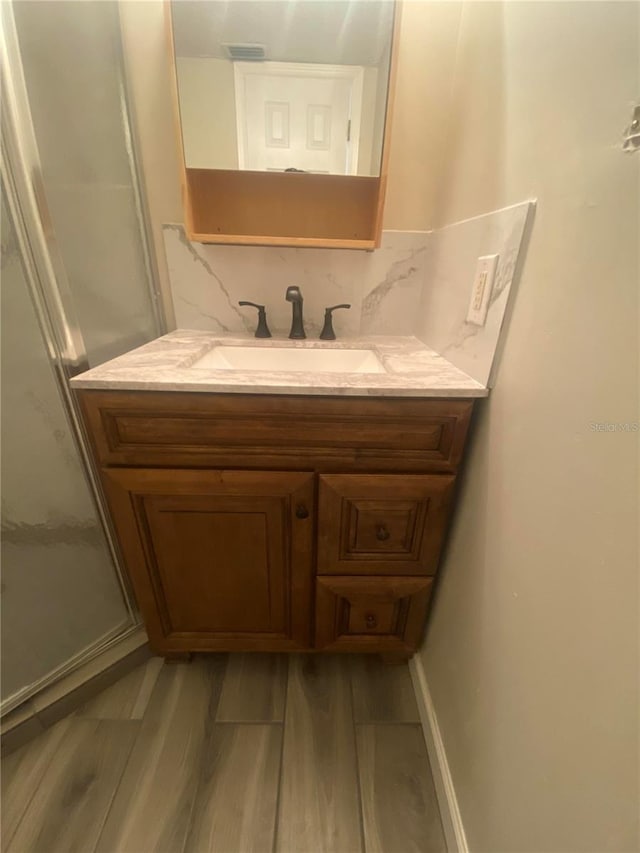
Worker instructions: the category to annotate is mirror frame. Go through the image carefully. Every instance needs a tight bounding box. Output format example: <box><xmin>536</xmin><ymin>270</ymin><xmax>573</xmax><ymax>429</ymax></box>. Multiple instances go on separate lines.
<box><xmin>165</xmin><ymin>0</ymin><xmax>400</xmax><ymax>250</ymax></box>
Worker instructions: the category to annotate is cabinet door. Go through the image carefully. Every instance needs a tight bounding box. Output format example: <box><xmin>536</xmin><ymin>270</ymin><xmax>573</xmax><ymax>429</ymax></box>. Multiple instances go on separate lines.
<box><xmin>315</xmin><ymin>576</ymin><xmax>434</xmax><ymax>653</ymax></box>
<box><xmin>317</xmin><ymin>474</ymin><xmax>455</xmax><ymax>576</ymax></box>
<box><xmin>102</xmin><ymin>469</ymin><xmax>314</xmax><ymax>653</ymax></box>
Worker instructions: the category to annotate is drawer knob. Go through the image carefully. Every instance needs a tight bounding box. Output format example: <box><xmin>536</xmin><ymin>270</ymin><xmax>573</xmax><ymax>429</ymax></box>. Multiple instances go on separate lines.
<box><xmin>365</xmin><ymin>613</ymin><xmax>377</xmax><ymax>629</ymax></box>
<box><xmin>376</xmin><ymin>524</ymin><xmax>390</xmax><ymax>541</ymax></box>
<box><xmin>295</xmin><ymin>503</ymin><xmax>309</xmax><ymax>520</ymax></box>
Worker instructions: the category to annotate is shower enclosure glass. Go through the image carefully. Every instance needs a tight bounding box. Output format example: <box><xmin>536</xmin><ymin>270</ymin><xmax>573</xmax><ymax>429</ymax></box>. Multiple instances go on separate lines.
<box><xmin>1</xmin><ymin>0</ymin><xmax>164</xmax><ymax>710</ymax></box>
<box><xmin>1</xmin><ymin>188</ymin><xmax>133</xmax><ymax>703</ymax></box>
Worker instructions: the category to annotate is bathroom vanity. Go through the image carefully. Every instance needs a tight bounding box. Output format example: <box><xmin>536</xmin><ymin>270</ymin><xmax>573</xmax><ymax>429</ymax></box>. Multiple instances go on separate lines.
<box><xmin>73</xmin><ymin>333</ymin><xmax>486</xmax><ymax>659</ymax></box>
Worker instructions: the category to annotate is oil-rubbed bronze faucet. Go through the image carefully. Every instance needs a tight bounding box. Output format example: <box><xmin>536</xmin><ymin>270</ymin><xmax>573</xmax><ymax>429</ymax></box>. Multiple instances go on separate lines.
<box><xmin>285</xmin><ymin>286</ymin><xmax>306</xmax><ymax>339</ymax></box>
<box><xmin>320</xmin><ymin>304</ymin><xmax>351</xmax><ymax>340</ymax></box>
<box><xmin>238</xmin><ymin>301</ymin><xmax>271</xmax><ymax>338</ymax></box>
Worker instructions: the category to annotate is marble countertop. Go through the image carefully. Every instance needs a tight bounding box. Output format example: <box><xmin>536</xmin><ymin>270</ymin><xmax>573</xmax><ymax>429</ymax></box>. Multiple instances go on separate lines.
<box><xmin>70</xmin><ymin>331</ymin><xmax>488</xmax><ymax>398</ymax></box>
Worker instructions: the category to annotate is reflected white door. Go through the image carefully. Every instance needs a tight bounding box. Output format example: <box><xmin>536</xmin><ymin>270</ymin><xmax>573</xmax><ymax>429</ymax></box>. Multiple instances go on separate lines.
<box><xmin>234</xmin><ymin>62</ymin><xmax>363</xmax><ymax>174</ymax></box>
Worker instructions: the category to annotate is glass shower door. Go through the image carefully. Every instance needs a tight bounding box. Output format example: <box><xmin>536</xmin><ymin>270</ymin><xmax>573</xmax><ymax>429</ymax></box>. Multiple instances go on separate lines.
<box><xmin>1</xmin><ymin>0</ymin><xmax>164</xmax><ymax>711</ymax></box>
<box><xmin>1</xmin><ymin>185</ymin><xmax>134</xmax><ymax>706</ymax></box>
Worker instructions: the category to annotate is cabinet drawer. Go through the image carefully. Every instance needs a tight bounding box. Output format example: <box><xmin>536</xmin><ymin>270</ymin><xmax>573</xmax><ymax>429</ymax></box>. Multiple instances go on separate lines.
<box><xmin>78</xmin><ymin>391</ymin><xmax>473</xmax><ymax>473</ymax></box>
<box><xmin>317</xmin><ymin>473</ymin><xmax>455</xmax><ymax>575</ymax></box>
<box><xmin>315</xmin><ymin>576</ymin><xmax>434</xmax><ymax>653</ymax></box>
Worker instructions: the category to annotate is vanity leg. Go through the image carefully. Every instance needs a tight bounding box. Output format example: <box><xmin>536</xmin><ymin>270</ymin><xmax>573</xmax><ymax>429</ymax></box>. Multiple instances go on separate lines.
<box><xmin>164</xmin><ymin>651</ymin><xmax>193</xmax><ymax>663</ymax></box>
<box><xmin>380</xmin><ymin>653</ymin><xmax>411</xmax><ymax>665</ymax></box>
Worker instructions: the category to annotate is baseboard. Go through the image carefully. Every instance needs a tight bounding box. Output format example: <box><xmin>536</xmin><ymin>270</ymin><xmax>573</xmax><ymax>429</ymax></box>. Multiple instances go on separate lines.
<box><xmin>410</xmin><ymin>654</ymin><xmax>469</xmax><ymax>853</ymax></box>
<box><xmin>1</xmin><ymin>627</ymin><xmax>151</xmax><ymax>755</ymax></box>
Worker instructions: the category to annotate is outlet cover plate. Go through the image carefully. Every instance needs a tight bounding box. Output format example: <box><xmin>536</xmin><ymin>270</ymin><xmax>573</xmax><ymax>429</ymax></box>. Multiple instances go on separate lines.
<box><xmin>467</xmin><ymin>254</ymin><xmax>499</xmax><ymax>327</ymax></box>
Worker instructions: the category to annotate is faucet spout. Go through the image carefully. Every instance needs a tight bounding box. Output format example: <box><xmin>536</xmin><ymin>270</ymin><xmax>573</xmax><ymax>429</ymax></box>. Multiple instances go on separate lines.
<box><xmin>285</xmin><ymin>286</ymin><xmax>306</xmax><ymax>339</ymax></box>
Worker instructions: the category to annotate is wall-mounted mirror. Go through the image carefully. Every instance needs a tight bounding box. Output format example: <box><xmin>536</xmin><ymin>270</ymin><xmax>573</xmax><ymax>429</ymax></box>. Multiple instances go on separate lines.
<box><xmin>170</xmin><ymin>0</ymin><xmax>395</xmax><ymax>177</ymax></box>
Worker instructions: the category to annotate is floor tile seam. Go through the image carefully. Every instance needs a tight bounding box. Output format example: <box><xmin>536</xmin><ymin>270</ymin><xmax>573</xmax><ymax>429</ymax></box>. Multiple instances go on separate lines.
<box><xmin>348</xmin><ymin>659</ymin><xmax>368</xmax><ymax>853</ymax></box>
<box><xmin>212</xmin><ymin>719</ymin><xmax>285</xmax><ymax>726</ymax></box>
<box><xmin>180</xmin><ymin>655</ymin><xmax>233</xmax><ymax>853</ymax></box>
<box><xmin>1</xmin><ymin>716</ymin><xmax>75</xmax><ymax>850</ymax></box>
<box><xmin>87</xmin><ymin>720</ymin><xmax>142</xmax><ymax>853</ymax></box>
<box><xmin>354</xmin><ymin>720</ymin><xmax>423</xmax><ymax>727</ymax></box>
<box><xmin>271</xmin><ymin>654</ymin><xmax>290</xmax><ymax>853</ymax></box>
<box><xmin>357</xmin><ymin>720</ymin><xmax>449</xmax><ymax>851</ymax></box>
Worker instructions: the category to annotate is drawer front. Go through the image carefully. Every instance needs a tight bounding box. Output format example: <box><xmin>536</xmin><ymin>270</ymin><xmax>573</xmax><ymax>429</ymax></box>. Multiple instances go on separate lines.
<box><xmin>315</xmin><ymin>576</ymin><xmax>434</xmax><ymax>653</ymax></box>
<box><xmin>78</xmin><ymin>391</ymin><xmax>473</xmax><ymax>473</ymax></box>
<box><xmin>317</xmin><ymin>473</ymin><xmax>455</xmax><ymax>575</ymax></box>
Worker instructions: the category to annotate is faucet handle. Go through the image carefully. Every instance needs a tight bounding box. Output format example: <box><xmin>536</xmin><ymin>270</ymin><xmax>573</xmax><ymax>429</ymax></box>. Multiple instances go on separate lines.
<box><xmin>319</xmin><ymin>304</ymin><xmax>351</xmax><ymax>340</ymax></box>
<box><xmin>238</xmin><ymin>301</ymin><xmax>271</xmax><ymax>338</ymax></box>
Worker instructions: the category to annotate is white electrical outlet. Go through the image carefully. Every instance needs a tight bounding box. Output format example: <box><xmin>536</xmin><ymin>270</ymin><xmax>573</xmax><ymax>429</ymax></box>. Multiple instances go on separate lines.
<box><xmin>466</xmin><ymin>254</ymin><xmax>499</xmax><ymax>327</ymax></box>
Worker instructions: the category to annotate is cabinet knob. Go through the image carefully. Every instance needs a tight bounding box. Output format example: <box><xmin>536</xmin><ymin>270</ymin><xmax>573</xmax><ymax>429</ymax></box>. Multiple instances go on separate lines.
<box><xmin>365</xmin><ymin>613</ymin><xmax>377</xmax><ymax>630</ymax></box>
<box><xmin>375</xmin><ymin>524</ymin><xmax>390</xmax><ymax>541</ymax></box>
<box><xmin>295</xmin><ymin>504</ymin><xmax>309</xmax><ymax>519</ymax></box>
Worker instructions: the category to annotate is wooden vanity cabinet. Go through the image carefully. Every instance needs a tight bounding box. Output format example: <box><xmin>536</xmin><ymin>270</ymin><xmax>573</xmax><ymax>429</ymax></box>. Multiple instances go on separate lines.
<box><xmin>78</xmin><ymin>391</ymin><xmax>473</xmax><ymax>657</ymax></box>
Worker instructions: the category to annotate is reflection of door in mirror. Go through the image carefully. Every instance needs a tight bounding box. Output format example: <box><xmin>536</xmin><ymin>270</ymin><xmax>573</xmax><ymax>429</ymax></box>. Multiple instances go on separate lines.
<box><xmin>235</xmin><ymin>62</ymin><xmax>362</xmax><ymax>175</ymax></box>
<box><xmin>171</xmin><ymin>0</ymin><xmax>394</xmax><ymax>178</ymax></box>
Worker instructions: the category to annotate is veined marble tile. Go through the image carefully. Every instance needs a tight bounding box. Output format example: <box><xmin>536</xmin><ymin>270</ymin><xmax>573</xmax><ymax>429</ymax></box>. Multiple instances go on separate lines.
<box><xmin>163</xmin><ymin>225</ymin><xmax>364</xmax><ymax>338</ymax></box>
<box><xmin>161</xmin><ymin>205</ymin><xmax>531</xmax><ymax>390</ymax></box>
<box><xmin>416</xmin><ymin>201</ymin><xmax>535</xmax><ymax>386</ymax></box>
<box><xmin>162</xmin><ymin>225</ymin><xmax>429</xmax><ymax>339</ymax></box>
<box><xmin>360</xmin><ymin>231</ymin><xmax>429</xmax><ymax>335</ymax></box>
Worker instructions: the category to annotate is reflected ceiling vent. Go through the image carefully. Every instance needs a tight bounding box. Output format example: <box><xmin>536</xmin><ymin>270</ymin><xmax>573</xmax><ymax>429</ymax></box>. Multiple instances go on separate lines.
<box><xmin>223</xmin><ymin>43</ymin><xmax>266</xmax><ymax>61</ymax></box>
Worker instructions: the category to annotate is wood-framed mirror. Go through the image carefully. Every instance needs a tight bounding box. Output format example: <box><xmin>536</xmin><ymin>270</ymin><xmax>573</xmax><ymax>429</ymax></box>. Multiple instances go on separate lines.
<box><xmin>166</xmin><ymin>0</ymin><xmax>400</xmax><ymax>249</ymax></box>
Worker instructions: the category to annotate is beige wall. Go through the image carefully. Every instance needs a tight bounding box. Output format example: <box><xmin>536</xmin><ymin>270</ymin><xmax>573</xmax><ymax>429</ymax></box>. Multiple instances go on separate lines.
<box><xmin>176</xmin><ymin>57</ymin><xmax>238</xmax><ymax>170</ymax></box>
<box><xmin>383</xmin><ymin>1</ymin><xmax>463</xmax><ymax>230</ymax></box>
<box><xmin>419</xmin><ymin>2</ymin><xmax>639</xmax><ymax>851</ymax></box>
<box><xmin>357</xmin><ymin>65</ymin><xmax>377</xmax><ymax>176</ymax></box>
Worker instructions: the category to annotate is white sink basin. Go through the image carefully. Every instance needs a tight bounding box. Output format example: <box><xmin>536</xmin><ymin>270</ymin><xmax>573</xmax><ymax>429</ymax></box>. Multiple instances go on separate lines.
<box><xmin>190</xmin><ymin>345</ymin><xmax>385</xmax><ymax>374</ymax></box>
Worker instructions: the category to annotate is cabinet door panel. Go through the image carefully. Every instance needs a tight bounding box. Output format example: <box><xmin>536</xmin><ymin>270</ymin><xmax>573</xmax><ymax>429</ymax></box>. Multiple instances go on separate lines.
<box><xmin>103</xmin><ymin>469</ymin><xmax>314</xmax><ymax>652</ymax></box>
<box><xmin>144</xmin><ymin>496</ymin><xmax>285</xmax><ymax>634</ymax></box>
<box><xmin>318</xmin><ymin>474</ymin><xmax>455</xmax><ymax>576</ymax></box>
<box><xmin>315</xmin><ymin>576</ymin><xmax>434</xmax><ymax>653</ymax></box>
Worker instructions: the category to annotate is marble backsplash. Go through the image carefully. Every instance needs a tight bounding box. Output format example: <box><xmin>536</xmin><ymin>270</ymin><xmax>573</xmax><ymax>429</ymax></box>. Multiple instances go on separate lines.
<box><xmin>162</xmin><ymin>200</ymin><xmax>534</xmax><ymax>387</ymax></box>
<box><xmin>163</xmin><ymin>225</ymin><xmax>428</xmax><ymax>340</ymax></box>
<box><xmin>418</xmin><ymin>201</ymin><xmax>535</xmax><ymax>386</ymax></box>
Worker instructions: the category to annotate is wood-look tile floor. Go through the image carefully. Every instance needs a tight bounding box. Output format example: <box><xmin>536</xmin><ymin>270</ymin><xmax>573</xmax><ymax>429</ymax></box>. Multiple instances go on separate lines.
<box><xmin>1</xmin><ymin>654</ymin><xmax>446</xmax><ymax>853</ymax></box>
